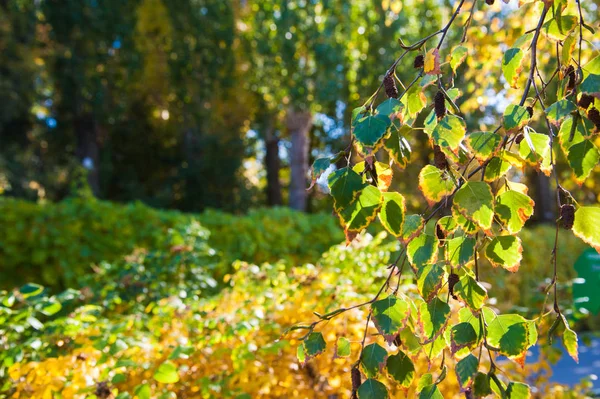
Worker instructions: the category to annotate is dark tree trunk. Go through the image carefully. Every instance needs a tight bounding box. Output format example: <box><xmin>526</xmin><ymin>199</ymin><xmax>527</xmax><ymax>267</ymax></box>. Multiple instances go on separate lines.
<box><xmin>287</xmin><ymin>109</ymin><xmax>313</xmax><ymax>212</ymax></box>
<box><xmin>530</xmin><ymin>171</ymin><xmax>555</xmax><ymax>223</ymax></box>
<box><xmin>75</xmin><ymin>112</ymin><xmax>100</xmax><ymax>196</ymax></box>
<box><xmin>264</xmin><ymin>120</ymin><xmax>282</xmax><ymax>206</ymax></box>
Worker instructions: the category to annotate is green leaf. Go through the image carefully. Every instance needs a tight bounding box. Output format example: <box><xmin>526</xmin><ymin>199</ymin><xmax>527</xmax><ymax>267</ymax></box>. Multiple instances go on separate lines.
<box><xmin>545</xmin><ymin>100</ymin><xmax>577</xmax><ymax>126</ymax></box>
<box><xmin>402</xmin><ymin>214</ymin><xmax>424</xmax><ymax>242</ymax></box>
<box><xmin>20</xmin><ymin>283</ymin><xmax>44</xmax><ymax>299</ymax></box>
<box><xmin>518</xmin><ymin>131</ymin><xmax>552</xmax><ymax>175</ymax></box>
<box><xmin>445</xmin><ymin>236</ymin><xmax>476</xmax><ymax>267</ymax></box>
<box><xmin>134</xmin><ymin>384</ymin><xmax>151</xmax><ymax>399</ymax></box>
<box><xmin>567</xmin><ymin>140</ymin><xmax>599</xmax><ymax>184</ymax></box>
<box><xmin>473</xmin><ymin>373</ymin><xmax>492</xmax><ymax>397</ymax></box>
<box><xmin>486</xmin><ymin>312</ymin><xmax>536</xmax><ymax>365</ymax></box>
<box><xmin>417</xmin><ymin>264</ymin><xmax>446</xmax><ymax>302</ymax></box>
<box><xmin>419</xmin><ymin>384</ymin><xmax>443</xmax><ymax>399</ymax></box>
<box><xmin>451</xmin><ymin>324</ymin><xmax>478</xmax><ymax>354</ymax></box>
<box><xmin>465</xmin><ymin>132</ymin><xmax>502</xmax><ymax>162</ymax></box>
<box><xmin>354</xmin><ymin>115</ymin><xmax>391</xmax><ymax>147</ymax></box>
<box><xmin>406</xmin><ymin>78</ymin><xmax>426</xmax><ymax>117</ymax></box>
<box><xmin>357</xmin><ymin>379</ymin><xmax>388</xmax><ymax>399</ymax></box>
<box><xmin>417</xmin><ymin>374</ymin><xmax>434</xmax><ymax>392</ymax></box>
<box><xmin>296</xmin><ymin>344</ymin><xmax>306</xmax><ymax>364</ymax></box>
<box><xmin>420</xmin><ymin>297</ymin><xmax>451</xmax><ymax>341</ymax></box>
<box><xmin>450</xmin><ymin>45</ymin><xmax>468</xmax><ymax>71</ymax></box>
<box><xmin>328</xmin><ymin>168</ymin><xmax>366</xmax><ymax>213</ymax></box>
<box><xmin>483</xmin><ymin>156</ymin><xmax>511</xmax><ymax>182</ymax></box>
<box><xmin>453</xmin><ymin>182</ymin><xmax>494</xmax><ymax>233</ymax></box>
<box><xmin>339</xmin><ymin>185</ymin><xmax>382</xmax><ymax>237</ymax></box>
<box><xmin>352</xmin><ymin>106</ymin><xmax>367</xmax><ymax>125</ymax></box>
<box><xmin>336</xmin><ymin>337</ymin><xmax>351</xmax><ymax>358</ymax></box>
<box><xmin>303</xmin><ymin>332</ymin><xmax>327</xmax><ymax>360</ymax></box>
<box><xmin>495</xmin><ymin>190</ymin><xmax>535</xmax><ymax>234</ymax></box>
<box><xmin>418</xmin><ymin>165</ymin><xmax>457</xmax><ymax>204</ymax></box>
<box><xmin>502</xmin><ymin>48</ymin><xmax>525</xmax><ymax>89</ymax></box>
<box><xmin>407</xmin><ymin>234</ymin><xmax>439</xmax><ymax>268</ymax></box>
<box><xmin>40</xmin><ymin>300</ymin><xmax>62</xmax><ymax>316</ymax></box>
<box><xmin>377</xmin><ymin>98</ymin><xmax>403</xmax><ymax>118</ymax></box>
<box><xmin>455</xmin><ymin>274</ymin><xmax>487</xmax><ymax>310</ymax></box>
<box><xmin>386</xmin><ymin>351</ymin><xmax>415</xmax><ymax>388</ymax></box>
<box><xmin>454</xmin><ymin>212</ymin><xmax>478</xmax><ymax>235</ymax></box>
<box><xmin>309</xmin><ymin>158</ymin><xmax>331</xmax><ymax>188</ymax></box>
<box><xmin>542</xmin><ymin>16</ymin><xmax>578</xmax><ymax>41</ymax></box>
<box><xmin>580</xmin><ymin>74</ymin><xmax>600</xmax><ymax>97</ymax></box>
<box><xmin>154</xmin><ymin>361</ymin><xmax>180</xmax><ymax>384</ymax></box>
<box><xmin>379</xmin><ymin>192</ymin><xmax>406</xmax><ymax>237</ymax></box>
<box><xmin>558</xmin><ymin>116</ymin><xmax>591</xmax><ymax>153</ymax></box>
<box><xmin>563</xmin><ymin>321</ymin><xmax>579</xmax><ymax>363</ymax></box>
<box><xmin>360</xmin><ymin>343</ymin><xmax>388</xmax><ymax>378</ymax></box>
<box><xmin>455</xmin><ymin>354</ymin><xmax>478</xmax><ymax>389</ymax></box>
<box><xmin>384</xmin><ymin>126</ymin><xmax>412</xmax><ymax>169</ymax></box>
<box><xmin>432</xmin><ymin>115</ymin><xmax>467</xmax><ymax>154</ymax></box>
<box><xmin>485</xmin><ymin>235</ymin><xmax>522</xmax><ymax>272</ymax></box>
<box><xmin>573</xmin><ymin>207</ymin><xmax>600</xmax><ymax>253</ymax></box>
<box><xmin>507</xmin><ymin>382</ymin><xmax>531</xmax><ymax>399</ymax></box>
<box><xmin>503</xmin><ymin>105</ymin><xmax>530</xmax><ymax>133</ymax></box>
<box><xmin>437</xmin><ymin>216</ymin><xmax>458</xmax><ymax>235</ymax></box>
<box><xmin>168</xmin><ymin>346</ymin><xmax>194</xmax><ymax>360</ymax></box>
<box><xmin>371</xmin><ymin>296</ymin><xmax>410</xmax><ymax>343</ymax></box>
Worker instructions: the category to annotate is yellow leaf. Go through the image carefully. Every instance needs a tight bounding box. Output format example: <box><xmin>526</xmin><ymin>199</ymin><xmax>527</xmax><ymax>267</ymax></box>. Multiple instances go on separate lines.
<box><xmin>424</xmin><ymin>48</ymin><xmax>441</xmax><ymax>75</ymax></box>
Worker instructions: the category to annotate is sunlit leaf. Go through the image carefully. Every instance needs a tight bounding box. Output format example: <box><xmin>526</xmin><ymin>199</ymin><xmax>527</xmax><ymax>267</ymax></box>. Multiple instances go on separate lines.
<box><xmin>360</xmin><ymin>343</ymin><xmax>388</xmax><ymax>378</ymax></box>
<box><xmin>545</xmin><ymin>100</ymin><xmax>577</xmax><ymax>126</ymax></box>
<box><xmin>502</xmin><ymin>48</ymin><xmax>524</xmax><ymax>89</ymax></box>
<box><xmin>455</xmin><ymin>274</ymin><xmax>487</xmax><ymax>310</ymax></box>
<box><xmin>450</xmin><ymin>45</ymin><xmax>468</xmax><ymax>72</ymax></box>
<box><xmin>407</xmin><ymin>233</ymin><xmax>439</xmax><ymax>268</ymax></box>
<box><xmin>371</xmin><ymin>295</ymin><xmax>410</xmax><ymax>343</ymax></box>
<box><xmin>384</xmin><ymin>126</ymin><xmax>412</xmax><ymax>168</ymax></box>
<box><xmin>485</xmin><ymin>235</ymin><xmax>522</xmax><ymax>272</ymax></box>
<box><xmin>453</xmin><ymin>182</ymin><xmax>494</xmax><ymax>233</ymax></box>
<box><xmin>418</xmin><ymin>165</ymin><xmax>457</xmax><ymax>205</ymax></box>
<box><xmin>573</xmin><ymin>207</ymin><xmax>600</xmax><ymax>253</ymax></box>
<box><xmin>336</xmin><ymin>337</ymin><xmax>351</xmax><ymax>358</ymax></box>
<box><xmin>424</xmin><ymin>48</ymin><xmax>441</xmax><ymax>75</ymax></box>
<box><xmin>357</xmin><ymin>379</ymin><xmax>388</xmax><ymax>399</ymax></box>
<box><xmin>386</xmin><ymin>351</ymin><xmax>415</xmax><ymax>388</ymax></box>
<box><xmin>495</xmin><ymin>190</ymin><xmax>534</xmax><ymax>234</ymax></box>
<box><xmin>432</xmin><ymin>115</ymin><xmax>466</xmax><ymax>154</ymax></box>
<box><xmin>354</xmin><ymin>115</ymin><xmax>391</xmax><ymax>148</ymax></box>
<box><xmin>503</xmin><ymin>105</ymin><xmax>530</xmax><ymax>133</ymax></box>
<box><xmin>465</xmin><ymin>131</ymin><xmax>502</xmax><ymax>163</ymax></box>
<box><xmin>379</xmin><ymin>192</ymin><xmax>406</xmax><ymax>237</ymax></box>
<box><xmin>455</xmin><ymin>354</ymin><xmax>478</xmax><ymax>388</ymax></box>
<box><xmin>417</xmin><ymin>263</ymin><xmax>446</xmax><ymax>302</ymax></box>
<box><xmin>328</xmin><ymin>167</ymin><xmax>366</xmax><ymax>213</ymax></box>
<box><xmin>445</xmin><ymin>236</ymin><xmax>476</xmax><ymax>267</ymax></box>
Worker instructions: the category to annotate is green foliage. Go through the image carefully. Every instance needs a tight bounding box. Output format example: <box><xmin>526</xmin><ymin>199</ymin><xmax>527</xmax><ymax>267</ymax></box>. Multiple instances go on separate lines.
<box><xmin>0</xmin><ymin>199</ymin><xmax>343</xmax><ymax>289</ymax></box>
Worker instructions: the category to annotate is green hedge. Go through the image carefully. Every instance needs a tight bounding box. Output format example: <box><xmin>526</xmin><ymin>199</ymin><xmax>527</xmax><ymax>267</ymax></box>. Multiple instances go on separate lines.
<box><xmin>0</xmin><ymin>199</ymin><xmax>343</xmax><ymax>289</ymax></box>
<box><xmin>0</xmin><ymin>198</ymin><xmax>190</xmax><ymax>288</ymax></box>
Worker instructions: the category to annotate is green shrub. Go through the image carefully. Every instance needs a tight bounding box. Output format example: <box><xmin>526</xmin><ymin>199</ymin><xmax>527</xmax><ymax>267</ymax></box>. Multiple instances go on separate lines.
<box><xmin>0</xmin><ymin>199</ymin><xmax>343</xmax><ymax>289</ymax></box>
<box><xmin>0</xmin><ymin>198</ymin><xmax>189</xmax><ymax>288</ymax></box>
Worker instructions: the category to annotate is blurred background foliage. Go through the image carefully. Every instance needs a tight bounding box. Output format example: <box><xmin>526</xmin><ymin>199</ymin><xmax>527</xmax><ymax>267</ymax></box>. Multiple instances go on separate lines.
<box><xmin>2</xmin><ymin>0</ymin><xmax>600</xmax><ymax>397</ymax></box>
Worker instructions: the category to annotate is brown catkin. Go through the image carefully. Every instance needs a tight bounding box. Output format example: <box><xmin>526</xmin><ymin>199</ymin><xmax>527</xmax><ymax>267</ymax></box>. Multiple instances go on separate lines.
<box><xmin>588</xmin><ymin>108</ymin><xmax>600</xmax><ymax>129</ymax></box>
<box><xmin>465</xmin><ymin>388</ymin><xmax>474</xmax><ymax>399</ymax></box>
<box><xmin>579</xmin><ymin>94</ymin><xmax>594</xmax><ymax>109</ymax></box>
<box><xmin>436</xmin><ymin>224</ymin><xmax>447</xmax><ymax>241</ymax></box>
<box><xmin>565</xmin><ymin>65</ymin><xmax>576</xmax><ymax>91</ymax></box>
<box><xmin>515</xmin><ymin>133</ymin><xmax>525</xmax><ymax>145</ymax></box>
<box><xmin>433</xmin><ymin>145</ymin><xmax>448</xmax><ymax>170</ymax></box>
<box><xmin>384</xmin><ymin>73</ymin><xmax>399</xmax><ymax>99</ymax></box>
<box><xmin>526</xmin><ymin>106</ymin><xmax>534</xmax><ymax>118</ymax></box>
<box><xmin>448</xmin><ymin>273</ymin><xmax>460</xmax><ymax>300</ymax></box>
<box><xmin>414</xmin><ymin>54</ymin><xmax>424</xmax><ymax>69</ymax></box>
<box><xmin>393</xmin><ymin>334</ymin><xmax>402</xmax><ymax>347</ymax></box>
<box><xmin>434</xmin><ymin>91</ymin><xmax>446</xmax><ymax>119</ymax></box>
<box><xmin>561</xmin><ymin>204</ymin><xmax>575</xmax><ymax>230</ymax></box>
<box><xmin>351</xmin><ymin>367</ymin><xmax>361</xmax><ymax>392</ymax></box>
<box><xmin>485</xmin><ymin>0</ymin><xmax>495</xmax><ymax>4</ymax></box>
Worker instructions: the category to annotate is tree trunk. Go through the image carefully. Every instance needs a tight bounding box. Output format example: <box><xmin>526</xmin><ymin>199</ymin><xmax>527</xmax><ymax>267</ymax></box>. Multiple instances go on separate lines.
<box><xmin>530</xmin><ymin>172</ymin><xmax>554</xmax><ymax>223</ymax></box>
<box><xmin>264</xmin><ymin>120</ymin><xmax>283</xmax><ymax>206</ymax></box>
<box><xmin>287</xmin><ymin>109</ymin><xmax>313</xmax><ymax>212</ymax></box>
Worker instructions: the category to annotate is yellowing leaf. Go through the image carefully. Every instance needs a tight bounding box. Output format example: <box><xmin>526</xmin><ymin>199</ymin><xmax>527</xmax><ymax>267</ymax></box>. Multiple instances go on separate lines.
<box><xmin>424</xmin><ymin>48</ymin><xmax>441</xmax><ymax>75</ymax></box>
